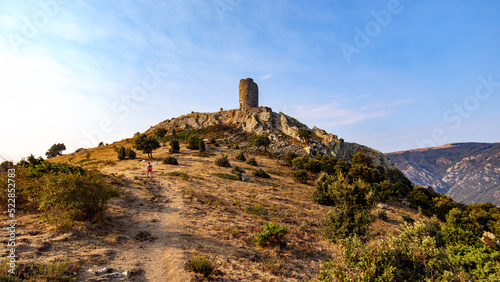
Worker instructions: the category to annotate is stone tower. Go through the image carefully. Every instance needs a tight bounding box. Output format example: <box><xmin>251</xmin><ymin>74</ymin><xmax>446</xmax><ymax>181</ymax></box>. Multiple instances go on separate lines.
<box><xmin>239</xmin><ymin>78</ymin><xmax>258</xmax><ymax>109</ymax></box>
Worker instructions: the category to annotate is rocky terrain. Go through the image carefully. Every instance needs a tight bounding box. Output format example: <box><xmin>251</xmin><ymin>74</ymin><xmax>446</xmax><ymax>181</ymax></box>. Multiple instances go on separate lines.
<box><xmin>387</xmin><ymin>143</ymin><xmax>500</xmax><ymax>206</ymax></box>
<box><xmin>147</xmin><ymin>107</ymin><xmax>397</xmax><ymax>173</ymax></box>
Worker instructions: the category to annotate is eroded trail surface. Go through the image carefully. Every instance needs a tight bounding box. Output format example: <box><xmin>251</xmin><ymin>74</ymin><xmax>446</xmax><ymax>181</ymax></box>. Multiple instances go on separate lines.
<box><xmin>86</xmin><ymin>168</ymin><xmax>192</xmax><ymax>281</ymax></box>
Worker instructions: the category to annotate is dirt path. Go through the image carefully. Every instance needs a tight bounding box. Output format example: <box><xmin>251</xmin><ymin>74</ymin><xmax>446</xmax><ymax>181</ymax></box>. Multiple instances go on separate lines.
<box><xmin>95</xmin><ymin>167</ymin><xmax>192</xmax><ymax>281</ymax></box>
<box><xmin>142</xmin><ymin>176</ymin><xmax>191</xmax><ymax>281</ymax></box>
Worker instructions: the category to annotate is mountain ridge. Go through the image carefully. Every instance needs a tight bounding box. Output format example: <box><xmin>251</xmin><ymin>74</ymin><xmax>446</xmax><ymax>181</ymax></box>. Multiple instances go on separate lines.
<box><xmin>387</xmin><ymin>142</ymin><xmax>500</xmax><ymax>205</ymax></box>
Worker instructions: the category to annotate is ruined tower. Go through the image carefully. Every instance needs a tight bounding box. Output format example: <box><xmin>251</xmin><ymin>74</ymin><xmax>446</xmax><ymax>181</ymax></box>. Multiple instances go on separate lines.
<box><xmin>239</xmin><ymin>78</ymin><xmax>258</xmax><ymax>109</ymax></box>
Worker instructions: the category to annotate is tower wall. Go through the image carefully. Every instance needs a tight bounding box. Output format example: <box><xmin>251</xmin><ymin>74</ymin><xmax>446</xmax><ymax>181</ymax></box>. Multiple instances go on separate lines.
<box><xmin>239</xmin><ymin>78</ymin><xmax>258</xmax><ymax>109</ymax></box>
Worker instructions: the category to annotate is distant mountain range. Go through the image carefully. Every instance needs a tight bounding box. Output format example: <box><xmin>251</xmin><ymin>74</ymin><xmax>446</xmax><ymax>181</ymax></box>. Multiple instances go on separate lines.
<box><xmin>386</xmin><ymin>143</ymin><xmax>500</xmax><ymax>206</ymax></box>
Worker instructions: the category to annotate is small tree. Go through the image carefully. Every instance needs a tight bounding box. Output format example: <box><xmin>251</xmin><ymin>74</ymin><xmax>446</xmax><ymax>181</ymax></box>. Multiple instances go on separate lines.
<box><xmin>198</xmin><ymin>138</ymin><xmax>206</xmax><ymax>153</ymax></box>
<box><xmin>134</xmin><ymin>134</ymin><xmax>160</xmax><ymax>159</ymax></box>
<box><xmin>252</xmin><ymin>135</ymin><xmax>271</xmax><ymax>150</ymax></box>
<box><xmin>187</xmin><ymin>135</ymin><xmax>200</xmax><ymax>150</ymax></box>
<box><xmin>45</xmin><ymin>143</ymin><xmax>66</xmax><ymax>158</ymax></box>
<box><xmin>170</xmin><ymin>139</ymin><xmax>180</xmax><ymax>153</ymax></box>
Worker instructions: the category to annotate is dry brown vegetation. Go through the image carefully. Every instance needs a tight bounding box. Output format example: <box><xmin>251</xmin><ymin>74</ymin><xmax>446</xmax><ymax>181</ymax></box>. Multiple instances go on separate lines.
<box><xmin>1</xmin><ymin>135</ymin><xmax>424</xmax><ymax>281</ymax></box>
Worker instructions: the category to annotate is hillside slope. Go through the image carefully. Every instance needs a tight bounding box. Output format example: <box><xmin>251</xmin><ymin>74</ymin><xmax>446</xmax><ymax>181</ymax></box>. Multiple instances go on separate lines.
<box><xmin>387</xmin><ymin>142</ymin><xmax>500</xmax><ymax>205</ymax></box>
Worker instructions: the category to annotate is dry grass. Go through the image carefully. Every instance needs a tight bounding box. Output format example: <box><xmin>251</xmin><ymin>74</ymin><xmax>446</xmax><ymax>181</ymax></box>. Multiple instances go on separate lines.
<box><xmin>8</xmin><ymin>135</ymin><xmax>429</xmax><ymax>281</ymax></box>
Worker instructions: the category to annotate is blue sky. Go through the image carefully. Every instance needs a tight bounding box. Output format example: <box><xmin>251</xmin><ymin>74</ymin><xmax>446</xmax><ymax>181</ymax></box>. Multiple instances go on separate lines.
<box><xmin>1</xmin><ymin>0</ymin><xmax>499</xmax><ymax>162</ymax></box>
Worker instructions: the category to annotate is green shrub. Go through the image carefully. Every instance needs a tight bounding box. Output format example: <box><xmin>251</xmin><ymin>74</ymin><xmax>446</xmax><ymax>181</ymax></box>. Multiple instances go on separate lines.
<box><xmin>186</xmin><ymin>256</ymin><xmax>215</xmax><ymax>277</ymax></box>
<box><xmin>291</xmin><ymin>155</ymin><xmax>310</xmax><ymax>170</ymax></box>
<box><xmin>318</xmin><ymin>219</ymin><xmax>465</xmax><ymax>281</ymax></box>
<box><xmin>235</xmin><ymin>151</ymin><xmax>246</xmax><ymax>161</ymax></box>
<box><xmin>308</xmin><ymin>159</ymin><xmax>322</xmax><ymax>173</ymax></box>
<box><xmin>319</xmin><ymin>173</ymin><xmax>375</xmax><ymax>241</ymax></box>
<box><xmin>298</xmin><ymin>128</ymin><xmax>312</xmax><ymax>141</ymax></box>
<box><xmin>154</xmin><ymin>128</ymin><xmax>168</xmax><ymax>137</ymax></box>
<box><xmin>125</xmin><ymin>148</ymin><xmax>136</xmax><ymax>159</ymax></box>
<box><xmin>169</xmin><ymin>139</ymin><xmax>180</xmax><ymax>153</ymax></box>
<box><xmin>319</xmin><ymin>155</ymin><xmax>338</xmax><ymax>174</ymax></box>
<box><xmin>231</xmin><ymin>166</ymin><xmax>245</xmax><ymax>174</ymax></box>
<box><xmin>291</xmin><ymin>169</ymin><xmax>308</xmax><ymax>184</ymax></box>
<box><xmin>213</xmin><ymin>173</ymin><xmax>240</xmax><ymax>181</ymax></box>
<box><xmin>115</xmin><ymin>146</ymin><xmax>126</xmax><ymax>160</ymax></box>
<box><xmin>245</xmin><ymin>204</ymin><xmax>267</xmax><ymax>215</ymax></box>
<box><xmin>371</xmin><ymin>180</ymin><xmax>391</xmax><ymax>202</ymax></box>
<box><xmin>251</xmin><ymin>135</ymin><xmax>271</xmax><ymax>149</ymax></box>
<box><xmin>246</xmin><ymin>157</ymin><xmax>257</xmax><ymax>166</ymax></box>
<box><xmin>186</xmin><ymin>135</ymin><xmax>200</xmax><ymax>150</ymax></box>
<box><xmin>166</xmin><ymin>171</ymin><xmax>189</xmax><ymax>180</ymax></box>
<box><xmin>447</xmin><ymin>243</ymin><xmax>500</xmax><ymax>280</ymax></box>
<box><xmin>198</xmin><ymin>138</ymin><xmax>206</xmax><ymax>153</ymax></box>
<box><xmin>284</xmin><ymin>151</ymin><xmax>298</xmax><ymax>167</ymax></box>
<box><xmin>378</xmin><ymin>210</ymin><xmax>388</xmax><ymax>221</ymax></box>
<box><xmin>215</xmin><ymin>155</ymin><xmax>231</xmax><ymax>167</ymax></box>
<box><xmin>163</xmin><ymin>156</ymin><xmax>178</xmax><ymax>165</ymax></box>
<box><xmin>253</xmin><ymin>169</ymin><xmax>270</xmax><ymax>179</ymax></box>
<box><xmin>251</xmin><ymin>223</ymin><xmax>288</xmax><ymax>247</ymax></box>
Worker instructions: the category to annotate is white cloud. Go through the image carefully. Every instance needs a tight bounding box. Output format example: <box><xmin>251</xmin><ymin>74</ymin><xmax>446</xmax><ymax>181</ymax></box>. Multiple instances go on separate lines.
<box><xmin>291</xmin><ymin>99</ymin><xmax>412</xmax><ymax>127</ymax></box>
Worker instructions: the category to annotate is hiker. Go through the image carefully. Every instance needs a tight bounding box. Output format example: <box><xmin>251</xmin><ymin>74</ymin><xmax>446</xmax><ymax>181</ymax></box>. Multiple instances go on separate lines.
<box><xmin>146</xmin><ymin>162</ymin><xmax>153</xmax><ymax>178</ymax></box>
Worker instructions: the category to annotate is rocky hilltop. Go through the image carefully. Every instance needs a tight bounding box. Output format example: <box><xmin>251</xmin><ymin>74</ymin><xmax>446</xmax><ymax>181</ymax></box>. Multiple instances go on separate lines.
<box><xmin>146</xmin><ymin>106</ymin><xmax>397</xmax><ymax>172</ymax></box>
<box><xmin>387</xmin><ymin>143</ymin><xmax>500</xmax><ymax>206</ymax></box>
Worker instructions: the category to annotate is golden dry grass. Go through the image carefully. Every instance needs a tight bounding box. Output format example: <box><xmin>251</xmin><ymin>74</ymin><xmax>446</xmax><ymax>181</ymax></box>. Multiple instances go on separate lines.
<box><xmin>5</xmin><ymin>135</ymin><xmax>427</xmax><ymax>281</ymax></box>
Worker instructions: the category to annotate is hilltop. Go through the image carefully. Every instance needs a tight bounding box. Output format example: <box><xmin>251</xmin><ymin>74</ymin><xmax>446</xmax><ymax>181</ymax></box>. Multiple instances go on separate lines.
<box><xmin>387</xmin><ymin>142</ymin><xmax>500</xmax><ymax>206</ymax></box>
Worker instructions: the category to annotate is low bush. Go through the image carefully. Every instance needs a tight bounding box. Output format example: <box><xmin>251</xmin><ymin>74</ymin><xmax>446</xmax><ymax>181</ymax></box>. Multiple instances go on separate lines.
<box><xmin>318</xmin><ymin>219</ymin><xmax>466</xmax><ymax>281</ymax></box>
<box><xmin>378</xmin><ymin>210</ymin><xmax>388</xmax><ymax>221</ymax></box>
<box><xmin>125</xmin><ymin>148</ymin><xmax>136</xmax><ymax>159</ymax></box>
<box><xmin>0</xmin><ymin>161</ymin><xmax>120</xmax><ymax>230</ymax></box>
<box><xmin>291</xmin><ymin>169</ymin><xmax>308</xmax><ymax>184</ymax></box>
<box><xmin>213</xmin><ymin>173</ymin><xmax>240</xmax><ymax>181</ymax></box>
<box><xmin>154</xmin><ymin>128</ymin><xmax>168</xmax><ymax>138</ymax></box>
<box><xmin>245</xmin><ymin>204</ymin><xmax>267</xmax><ymax>215</ymax></box>
<box><xmin>186</xmin><ymin>135</ymin><xmax>200</xmax><ymax>150</ymax></box>
<box><xmin>186</xmin><ymin>256</ymin><xmax>215</xmax><ymax>277</ymax></box>
<box><xmin>115</xmin><ymin>146</ymin><xmax>126</xmax><ymax>160</ymax></box>
<box><xmin>163</xmin><ymin>156</ymin><xmax>178</xmax><ymax>165</ymax></box>
<box><xmin>251</xmin><ymin>223</ymin><xmax>288</xmax><ymax>247</ymax></box>
<box><xmin>284</xmin><ymin>151</ymin><xmax>298</xmax><ymax>167</ymax></box>
<box><xmin>165</xmin><ymin>171</ymin><xmax>189</xmax><ymax>180</ymax></box>
<box><xmin>231</xmin><ymin>166</ymin><xmax>245</xmax><ymax>174</ymax></box>
<box><xmin>235</xmin><ymin>152</ymin><xmax>246</xmax><ymax>161</ymax></box>
<box><xmin>253</xmin><ymin>169</ymin><xmax>270</xmax><ymax>179</ymax></box>
<box><xmin>215</xmin><ymin>155</ymin><xmax>231</xmax><ymax>167</ymax></box>
<box><xmin>246</xmin><ymin>157</ymin><xmax>257</xmax><ymax>166</ymax></box>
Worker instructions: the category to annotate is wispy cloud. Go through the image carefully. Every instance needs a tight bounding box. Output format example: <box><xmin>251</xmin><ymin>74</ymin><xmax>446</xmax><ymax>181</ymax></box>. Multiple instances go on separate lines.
<box><xmin>292</xmin><ymin>99</ymin><xmax>412</xmax><ymax>127</ymax></box>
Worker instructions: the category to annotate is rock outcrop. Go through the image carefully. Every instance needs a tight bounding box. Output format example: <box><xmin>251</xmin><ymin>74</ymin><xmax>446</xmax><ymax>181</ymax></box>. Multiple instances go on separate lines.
<box><xmin>148</xmin><ymin>107</ymin><xmax>397</xmax><ymax>172</ymax></box>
